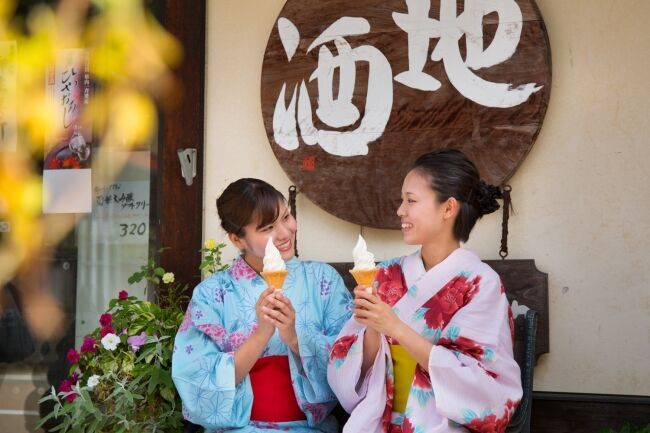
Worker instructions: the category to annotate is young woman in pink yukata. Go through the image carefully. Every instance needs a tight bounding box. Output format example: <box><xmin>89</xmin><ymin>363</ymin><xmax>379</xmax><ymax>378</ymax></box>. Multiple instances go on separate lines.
<box><xmin>327</xmin><ymin>149</ymin><xmax>522</xmax><ymax>433</ymax></box>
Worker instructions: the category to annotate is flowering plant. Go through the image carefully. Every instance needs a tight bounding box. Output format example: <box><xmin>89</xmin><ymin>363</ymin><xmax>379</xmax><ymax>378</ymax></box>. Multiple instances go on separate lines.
<box><xmin>199</xmin><ymin>238</ymin><xmax>228</xmax><ymax>275</ymax></box>
<box><xmin>38</xmin><ymin>240</ymin><xmax>227</xmax><ymax>433</ymax></box>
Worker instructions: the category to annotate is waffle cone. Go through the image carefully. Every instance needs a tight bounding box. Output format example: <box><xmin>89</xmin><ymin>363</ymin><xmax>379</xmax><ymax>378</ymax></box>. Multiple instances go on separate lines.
<box><xmin>261</xmin><ymin>270</ymin><xmax>288</xmax><ymax>290</ymax></box>
<box><xmin>349</xmin><ymin>268</ymin><xmax>378</xmax><ymax>287</ymax></box>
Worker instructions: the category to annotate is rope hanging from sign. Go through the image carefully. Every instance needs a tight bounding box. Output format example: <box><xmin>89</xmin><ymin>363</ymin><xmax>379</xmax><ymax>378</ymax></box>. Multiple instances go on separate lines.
<box><xmin>499</xmin><ymin>185</ymin><xmax>513</xmax><ymax>259</ymax></box>
<box><xmin>288</xmin><ymin>185</ymin><xmax>298</xmax><ymax>257</ymax></box>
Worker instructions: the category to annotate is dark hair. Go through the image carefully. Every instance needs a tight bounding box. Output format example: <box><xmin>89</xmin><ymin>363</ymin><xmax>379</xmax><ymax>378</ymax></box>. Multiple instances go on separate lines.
<box><xmin>412</xmin><ymin>149</ymin><xmax>502</xmax><ymax>242</ymax></box>
<box><xmin>216</xmin><ymin>178</ymin><xmax>286</xmax><ymax>237</ymax></box>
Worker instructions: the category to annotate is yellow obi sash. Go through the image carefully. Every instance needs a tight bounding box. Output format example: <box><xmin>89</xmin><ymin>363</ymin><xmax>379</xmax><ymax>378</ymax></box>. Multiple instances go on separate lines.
<box><xmin>389</xmin><ymin>344</ymin><xmax>417</xmax><ymax>413</ymax></box>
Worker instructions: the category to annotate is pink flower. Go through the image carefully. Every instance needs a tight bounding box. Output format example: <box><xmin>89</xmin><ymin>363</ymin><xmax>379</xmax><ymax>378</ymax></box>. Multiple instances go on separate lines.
<box><xmin>118</xmin><ymin>290</ymin><xmax>128</xmax><ymax>300</ymax></box>
<box><xmin>304</xmin><ymin>403</ymin><xmax>327</xmax><ymax>423</ymax></box>
<box><xmin>229</xmin><ymin>257</ymin><xmax>257</xmax><ymax>281</ymax></box>
<box><xmin>99</xmin><ymin>313</ymin><xmax>112</xmax><ymax>327</ymax></box>
<box><xmin>66</xmin><ymin>349</ymin><xmax>80</xmax><ymax>365</ymax></box>
<box><xmin>80</xmin><ymin>337</ymin><xmax>97</xmax><ymax>353</ymax></box>
<box><xmin>127</xmin><ymin>332</ymin><xmax>147</xmax><ymax>352</ymax></box>
<box><xmin>228</xmin><ymin>332</ymin><xmax>246</xmax><ymax>350</ymax></box>
<box><xmin>178</xmin><ymin>304</ymin><xmax>193</xmax><ymax>333</ymax></box>
<box><xmin>196</xmin><ymin>324</ymin><xmax>227</xmax><ymax>344</ymax></box>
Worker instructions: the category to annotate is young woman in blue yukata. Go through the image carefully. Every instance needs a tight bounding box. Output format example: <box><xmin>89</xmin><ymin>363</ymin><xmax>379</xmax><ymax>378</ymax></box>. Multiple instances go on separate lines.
<box><xmin>172</xmin><ymin>178</ymin><xmax>353</xmax><ymax>433</ymax></box>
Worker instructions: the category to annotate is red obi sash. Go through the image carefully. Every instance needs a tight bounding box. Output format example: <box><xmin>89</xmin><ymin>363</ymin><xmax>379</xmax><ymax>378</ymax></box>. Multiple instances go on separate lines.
<box><xmin>249</xmin><ymin>355</ymin><xmax>306</xmax><ymax>422</ymax></box>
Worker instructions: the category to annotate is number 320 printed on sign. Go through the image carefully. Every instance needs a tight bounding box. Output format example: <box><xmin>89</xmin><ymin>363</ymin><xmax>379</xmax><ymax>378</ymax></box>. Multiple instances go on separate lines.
<box><xmin>119</xmin><ymin>222</ymin><xmax>147</xmax><ymax>237</ymax></box>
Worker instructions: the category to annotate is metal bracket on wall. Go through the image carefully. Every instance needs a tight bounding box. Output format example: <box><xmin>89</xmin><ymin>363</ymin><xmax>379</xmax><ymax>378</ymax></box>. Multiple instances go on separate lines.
<box><xmin>177</xmin><ymin>148</ymin><xmax>197</xmax><ymax>186</ymax></box>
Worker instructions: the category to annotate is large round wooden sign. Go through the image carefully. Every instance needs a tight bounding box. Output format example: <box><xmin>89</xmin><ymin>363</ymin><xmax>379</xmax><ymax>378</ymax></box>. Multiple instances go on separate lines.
<box><xmin>261</xmin><ymin>0</ymin><xmax>551</xmax><ymax>229</ymax></box>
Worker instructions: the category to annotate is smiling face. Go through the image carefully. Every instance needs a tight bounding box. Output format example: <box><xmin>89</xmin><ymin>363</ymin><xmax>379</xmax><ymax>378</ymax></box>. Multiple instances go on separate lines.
<box><xmin>397</xmin><ymin>169</ymin><xmax>458</xmax><ymax>246</ymax></box>
<box><xmin>229</xmin><ymin>200</ymin><xmax>297</xmax><ymax>272</ymax></box>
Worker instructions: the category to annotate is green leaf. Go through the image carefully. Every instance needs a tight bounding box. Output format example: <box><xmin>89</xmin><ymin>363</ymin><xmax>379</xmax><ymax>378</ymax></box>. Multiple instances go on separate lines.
<box><xmin>36</xmin><ymin>408</ymin><xmax>59</xmax><ymax>429</ymax></box>
<box><xmin>160</xmin><ymin>387</ymin><xmax>176</xmax><ymax>402</ymax></box>
<box><xmin>154</xmin><ymin>267</ymin><xmax>165</xmax><ymax>276</ymax></box>
<box><xmin>147</xmin><ymin>366</ymin><xmax>169</xmax><ymax>395</ymax></box>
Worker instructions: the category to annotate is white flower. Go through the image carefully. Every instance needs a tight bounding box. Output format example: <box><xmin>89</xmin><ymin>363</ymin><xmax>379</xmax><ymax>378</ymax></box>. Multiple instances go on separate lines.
<box><xmin>87</xmin><ymin>375</ymin><xmax>100</xmax><ymax>389</ymax></box>
<box><xmin>204</xmin><ymin>238</ymin><xmax>216</xmax><ymax>250</ymax></box>
<box><xmin>101</xmin><ymin>333</ymin><xmax>120</xmax><ymax>351</ymax></box>
<box><xmin>162</xmin><ymin>272</ymin><xmax>175</xmax><ymax>284</ymax></box>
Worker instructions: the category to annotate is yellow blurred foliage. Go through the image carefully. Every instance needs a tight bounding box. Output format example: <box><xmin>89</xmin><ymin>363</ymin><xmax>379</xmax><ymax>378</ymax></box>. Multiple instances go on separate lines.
<box><xmin>0</xmin><ymin>0</ymin><xmax>181</xmax><ymax>339</ymax></box>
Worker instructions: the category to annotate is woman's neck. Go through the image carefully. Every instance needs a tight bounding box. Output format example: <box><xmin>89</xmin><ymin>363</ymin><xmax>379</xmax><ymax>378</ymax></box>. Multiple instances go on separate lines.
<box><xmin>420</xmin><ymin>237</ymin><xmax>460</xmax><ymax>271</ymax></box>
<box><xmin>243</xmin><ymin>254</ymin><xmax>263</xmax><ymax>273</ymax></box>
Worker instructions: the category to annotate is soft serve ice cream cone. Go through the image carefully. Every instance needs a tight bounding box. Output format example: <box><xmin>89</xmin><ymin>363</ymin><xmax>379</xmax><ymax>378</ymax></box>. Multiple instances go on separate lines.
<box><xmin>350</xmin><ymin>235</ymin><xmax>378</xmax><ymax>292</ymax></box>
<box><xmin>261</xmin><ymin>237</ymin><xmax>288</xmax><ymax>290</ymax></box>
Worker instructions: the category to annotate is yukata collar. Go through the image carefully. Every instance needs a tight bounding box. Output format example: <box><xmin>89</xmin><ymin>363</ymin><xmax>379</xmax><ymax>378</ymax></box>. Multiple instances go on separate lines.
<box><xmin>233</xmin><ymin>255</ymin><xmax>299</xmax><ymax>276</ymax></box>
<box><xmin>403</xmin><ymin>247</ymin><xmax>477</xmax><ymax>287</ymax></box>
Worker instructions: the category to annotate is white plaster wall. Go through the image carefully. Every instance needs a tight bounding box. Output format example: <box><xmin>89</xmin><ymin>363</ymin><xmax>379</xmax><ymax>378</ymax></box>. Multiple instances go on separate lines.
<box><xmin>204</xmin><ymin>0</ymin><xmax>650</xmax><ymax>395</ymax></box>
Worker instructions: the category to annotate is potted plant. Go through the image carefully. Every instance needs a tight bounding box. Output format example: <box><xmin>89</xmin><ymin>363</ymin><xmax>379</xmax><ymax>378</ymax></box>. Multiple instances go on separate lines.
<box><xmin>38</xmin><ymin>240</ymin><xmax>227</xmax><ymax>433</ymax></box>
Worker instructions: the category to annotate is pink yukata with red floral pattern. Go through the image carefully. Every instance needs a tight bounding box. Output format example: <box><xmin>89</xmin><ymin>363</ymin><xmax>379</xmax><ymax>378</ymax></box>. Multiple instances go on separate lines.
<box><xmin>327</xmin><ymin>249</ymin><xmax>522</xmax><ymax>433</ymax></box>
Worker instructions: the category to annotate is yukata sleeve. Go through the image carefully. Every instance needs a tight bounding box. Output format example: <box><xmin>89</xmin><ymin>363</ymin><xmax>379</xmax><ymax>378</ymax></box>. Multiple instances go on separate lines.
<box><xmin>289</xmin><ymin>265</ymin><xmax>353</xmax><ymax>414</ymax></box>
<box><xmin>326</xmin><ymin>258</ymin><xmax>400</xmax><ymax>411</ymax></box>
<box><xmin>326</xmin><ymin>317</ymin><xmax>391</xmax><ymax>433</ymax></box>
<box><xmin>427</xmin><ymin>271</ymin><xmax>523</xmax><ymax>433</ymax></box>
<box><xmin>171</xmin><ymin>279</ymin><xmax>252</xmax><ymax>430</ymax></box>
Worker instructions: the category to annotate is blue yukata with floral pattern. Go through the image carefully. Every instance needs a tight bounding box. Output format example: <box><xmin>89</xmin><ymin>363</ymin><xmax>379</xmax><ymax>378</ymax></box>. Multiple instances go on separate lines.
<box><xmin>172</xmin><ymin>256</ymin><xmax>353</xmax><ymax>433</ymax></box>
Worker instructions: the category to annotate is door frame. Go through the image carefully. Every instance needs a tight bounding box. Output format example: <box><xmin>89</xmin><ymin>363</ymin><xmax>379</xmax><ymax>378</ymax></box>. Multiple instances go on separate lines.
<box><xmin>154</xmin><ymin>0</ymin><xmax>206</xmax><ymax>297</ymax></box>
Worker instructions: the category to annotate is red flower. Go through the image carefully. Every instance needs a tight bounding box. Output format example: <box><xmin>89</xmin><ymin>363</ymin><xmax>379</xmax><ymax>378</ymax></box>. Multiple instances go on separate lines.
<box><xmin>381</xmin><ymin>372</ymin><xmax>394</xmax><ymax>432</ymax></box>
<box><xmin>401</xmin><ymin>415</ymin><xmax>415</xmax><ymax>433</ymax></box>
<box><xmin>478</xmin><ymin>363</ymin><xmax>498</xmax><ymax>379</ymax></box>
<box><xmin>100</xmin><ymin>326</ymin><xmax>115</xmax><ymax>337</ymax></box>
<box><xmin>47</xmin><ymin>158</ymin><xmax>62</xmax><ymax>169</ymax></box>
<box><xmin>61</xmin><ymin>155</ymin><xmax>81</xmax><ymax>169</ymax></box>
<box><xmin>329</xmin><ymin>334</ymin><xmax>358</xmax><ymax>362</ymax></box>
<box><xmin>413</xmin><ymin>365</ymin><xmax>431</xmax><ymax>388</ymax></box>
<box><xmin>465</xmin><ymin>414</ymin><xmax>498</xmax><ymax>432</ymax></box>
<box><xmin>80</xmin><ymin>337</ymin><xmax>97</xmax><ymax>353</ymax></box>
<box><xmin>59</xmin><ymin>377</ymin><xmax>78</xmax><ymax>403</ymax></box>
<box><xmin>421</xmin><ymin>275</ymin><xmax>481</xmax><ymax>329</ymax></box>
<box><xmin>376</xmin><ymin>264</ymin><xmax>407</xmax><ymax>307</ymax></box>
<box><xmin>66</xmin><ymin>349</ymin><xmax>80</xmax><ymax>365</ymax></box>
<box><xmin>118</xmin><ymin>290</ymin><xmax>128</xmax><ymax>300</ymax></box>
<box><xmin>505</xmin><ymin>399</ymin><xmax>519</xmax><ymax>411</ymax></box>
<box><xmin>463</xmin><ymin>400</ymin><xmax>520</xmax><ymax>433</ymax></box>
<box><xmin>438</xmin><ymin>336</ymin><xmax>485</xmax><ymax>361</ymax></box>
<box><xmin>99</xmin><ymin>313</ymin><xmax>112</xmax><ymax>327</ymax></box>
<box><xmin>59</xmin><ymin>379</ymin><xmax>72</xmax><ymax>393</ymax></box>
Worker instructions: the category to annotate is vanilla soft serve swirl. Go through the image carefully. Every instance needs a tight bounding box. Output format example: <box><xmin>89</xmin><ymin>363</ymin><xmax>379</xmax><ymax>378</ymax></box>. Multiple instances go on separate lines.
<box><xmin>263</xmin><ymin>237</ymin><xmax>286</xmax><ymax>271</ymax></box>
<box><xmin>352</xmin><ymin>235</ymin><xmax>375</xmax><ymax>270</ymax></box>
